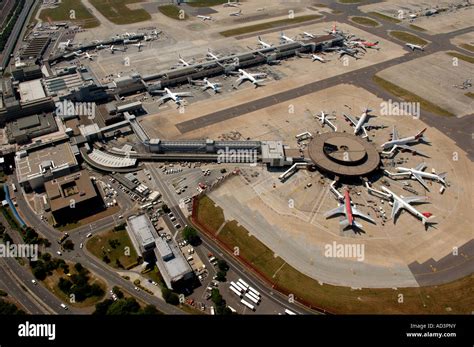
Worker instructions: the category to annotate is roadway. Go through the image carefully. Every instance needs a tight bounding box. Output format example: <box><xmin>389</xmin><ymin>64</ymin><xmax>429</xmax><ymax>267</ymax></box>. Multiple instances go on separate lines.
<box><xmin>145</xmin><ymin>163</ymin><xmax>316</xmax><ymax>314</ymax></box>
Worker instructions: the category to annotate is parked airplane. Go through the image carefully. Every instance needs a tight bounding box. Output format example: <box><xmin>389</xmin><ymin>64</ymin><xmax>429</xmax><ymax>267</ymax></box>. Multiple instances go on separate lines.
<box><xmin>229</xmin><ymin>9</ymin><xmax>242</xmax><ymax>16</ymax></box>
<box><xmin>366</xmin><ymin>184</ymin><xmax>435</xmax><ymax>227</ymax></box>
<box><xmin>385</xmin><ymin>163</ymin><xmax>446</xmax><ymax>191</ymax></box>
<box><xmin>280</xmin><ymin>31</ymin><xmax>295</xmax><ymax>43</ymax></box>
<box><xmin>192</xmin><ymin>78</ymin><xmax>221</xmax><ymax>93</ymax></box>
<box><xmin>314</xmin><ymin>111</ymin><xmax>337</xmax><ymax>131</ymax></box>
<box><xmin>206</xmin><ymin>48</ymin><xmax>220</xmax><ymax>61</ymax></box>
<box><xmin>232</xmin><ymin>69</ymin><xmax>266</xmax><ymax>88</ymax></box>
<box><xmin>133</xmin><ymin>42</ymin><xmax>144</xmax><ymax>51</ymax></box>
<box><xmin>325</xmin><ymin>188</ymin><xmax>375</xmax><ymax>230</ymax></box>
<box><xmin>151</xmin><ymin>88</ymin><xmax>193</xmax><ymax>106</ymax></box>
<box><xmin>223</xmin><ymin>0</ymin><xmax>240</xmax><ymax>7</ymax></box>
<box><xmin>312</xmin><ymin>54</ymin><xmax>328</xmax><ymax>63</ymax></box>
<box><xmin>177</xmin><ymin>54</ymin><xmax>193</xmax><ymax>67</ymax></box>
<box><xmin>303</xmin><ymin>31</ymin><xmax>316</xmax><ymax>39</ymax></box>
<box><xmin>257</xmin><ymin>36</ymin><xmax>272</xmax><ymax>48</ymax></box>
<box><xmin>406</xmin><ymin>43</ymin><xmax>425</xmax><ymax>51</ymax></box>
<box><xmin>108</xmin><ymin>45</ymin><xmax>125</xmax><ymax>54</ymax></box>
<box><xmin>352</xmin><ymin>40</ymin><xmax>380</xmax><ymax>50</ymax></box>
<box><xmin>197</xmin><ymin>15</ymin><xmax>212</xmax><ymax>21</ymax></box>
<box><xmin>64</xmin><ymin>39</ymin><xmax>72</xmax><ymax>47</ymax></box>
<box><xmin>381</xmin><ymin>127</ymin><xmax>430</xmax><ymax>157</ymax></box>
<box><xmin>74</xmin><ymin>51</ymin><xmax>96</xmax><ymax>61</ymax></box>
<box><xmin>343</xmin><ymin>109</ymin><xmax>385</xmax><ymax>138</ymax></box>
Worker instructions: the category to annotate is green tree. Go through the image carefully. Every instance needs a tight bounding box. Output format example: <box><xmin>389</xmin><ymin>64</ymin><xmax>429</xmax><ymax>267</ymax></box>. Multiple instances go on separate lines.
<box><xmin>63</xmin><ymin>239</ymin><xmax>74</xmax><ymax>250</ymax></box>
<box><xmin>215</xmin><ymin>271</ymin><xmax>226</xmax><ymax>282</ymax></box>
<box><xmin>182</xmin><ymin>226</ymin><xmax>200</xmax><ymax>246</ymax></box>
<box><xmin>217</xmin><ymin>260</ymin><xmax>229</xmax><ymax>272</ymax></box>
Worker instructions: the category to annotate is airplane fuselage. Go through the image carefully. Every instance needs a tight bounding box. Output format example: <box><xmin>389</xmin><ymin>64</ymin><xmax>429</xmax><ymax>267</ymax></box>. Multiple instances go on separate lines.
<box><xmin>343</xmin><ymin>190</ymin><xmax>354</xmax><ymax>225</ymax></box>
<box><xmin>381</xmin><ymin>186</ymin><xmax>429</xmax><ymax>221</ymax></box>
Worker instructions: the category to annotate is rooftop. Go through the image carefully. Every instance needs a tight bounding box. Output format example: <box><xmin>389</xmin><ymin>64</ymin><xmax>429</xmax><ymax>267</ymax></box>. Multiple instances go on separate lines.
<box><xmin>45</xmin><ymin>170</ymin><xmax>98</xmax><ymax>212</ymax></box>
<box><xmin>127</xmin><ymin>214</ymin><xmax>156</xmax><ymax>250</ymax></box>
<box><xmin>18</xmin><ymin>79</ymin><xmax>46</xmax><ymax>102</ymax></box>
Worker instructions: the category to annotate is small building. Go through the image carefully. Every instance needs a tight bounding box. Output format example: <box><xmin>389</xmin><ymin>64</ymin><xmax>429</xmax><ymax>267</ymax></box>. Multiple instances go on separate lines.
<box><xmin>126</xmin><ymin>214</ymin><xmax>158</xmax><ymax>256</ymax></box>
<box><xmin>261</xmin><ymin>141</ymin><xmax>292</xmax><ymax>167</ymax></box>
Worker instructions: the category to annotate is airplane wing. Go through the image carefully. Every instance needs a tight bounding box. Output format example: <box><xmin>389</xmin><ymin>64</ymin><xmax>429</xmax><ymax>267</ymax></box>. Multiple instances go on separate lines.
<box><xmin>414</xmin><ymin>162</ymin><xmax>427</xmax><ymax>171</ymax></box>
<box><xmin>174</xmin><ymin>92</ymin><xmax>193</xmax><ymax>97</ymax></box>
<box><xmin>352</xmin><ymin>206</ymin><xmax>375</xmax><ymax>224</ymax></box>
<box><xmin>412</xmin><ymin>172</ymin><xmax>429</xmax><ymax>191</ymax></box>
<box><xmin>390</xmin><ymin>200</ymin><xmax>402</xmax><ymax>222</ymax></box>
<box><xmin>234</xmin><ymin>77</ymin><xmax>245</xmax><ymax>87</ymax></box>
<box><xmin>401</xmin><ymin>196</ymin><xmax>428</xmax><ymax>204</ymax></box>
<box><xmin>158</xmin><ymin>95</ymin><xmax>170</xmax><ymax>104</ymax></box>
<box><xmin>343</xmin><ymin>114</ymin><xmax>358</xmax><ymax>127</ymax></box>
<box><xmin>324</xmin><ymin>205</ymin><xmax>345</xmax><ymax>218</ymax></box>
<box><xmin>391</xmin><ymin>126</ymin><xmax>399</xmax><ymax>141</ymax></box>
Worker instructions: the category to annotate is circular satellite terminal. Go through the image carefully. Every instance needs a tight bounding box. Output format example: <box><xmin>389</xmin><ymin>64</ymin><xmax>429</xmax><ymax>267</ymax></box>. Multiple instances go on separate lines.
<box><xmin>308</xmin><ymin>132</ymin><xmax>380</xmax><ymax>176</ymax></box>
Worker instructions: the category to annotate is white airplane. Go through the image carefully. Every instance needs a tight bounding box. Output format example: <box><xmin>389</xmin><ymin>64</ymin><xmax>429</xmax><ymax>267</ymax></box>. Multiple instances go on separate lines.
<box><xmin>314</xmin><ymin>111</ymin><xmax>337</xmax><ymax>131</ymax></box>
<box><xmin>366</xmin><ymin>184</ymin><xmax>435</xmax><ymax>227</ymax></box>
<box><xmin>385</xmin><ymin>162</ymin><xmax>447</xmax><ymax>191</ymax></box>
<box><xmin>177</xmin><ymin>54</ymin><xmax>193</xmax><ymax>67</ymax></box>
<box><xmin>229</xmin><ymin>9</ymin><xmax>242</xmax><ymax>16</ymax></box>
<box><xmin>381</xmin><ymin>127</ymin><xmax>430</xmax><ymax>157</ymax></box>
<box><xmin>325</xmin><ymin>188</ymin><xmax>375</xmax><ymax>230</ymax></box>
<box><xmin>232</xmin><ymin>69</ymin><xmax>266</xmax><ymax>88</ymax></box>
<box><xmin>257</xmin><ymin>36</ymin><xmax>272</xmax><ymax>48</ymax></box>
<box><xmin>197</xmin><ymin>15</ymin><xmax>212</xmax><ymax>21</ymax></box>
<box><xmin>280</xmin><ymin>31</ymin><xmax>295</xmax><ymax>43</ymax></box>
<box><xmin>74</xmin><ymin>51</ymin><xmax>96</xmax><ymax>61</ymax></box>
<box><xmin>200</xmin><ymin>78</ymin><xmax>221</xmax><ymax>93</ymax></box>
<box><xmin>151</xmin><ymin>87</ymin><xmax>193</xmax><ymax>107</ymax></box>
<box><xmin>223</xmin><ymin>0</ymin><xmax>240</xmax><ymax>7</ymax></box>
<box><xmin>406</xmin><ymin>43</ymin><xmax>425</xmax><ymax>51</ymax></box>
<box><xmin>303</xmin><ymin>31</ymin><xmax>316</xmax><ymax>39</ymax></box>
<box><xmin>312</xmin><ymin>54</ymin><xmax>328</xmax><ymax>63</ymax></box>
<box><xmin>133</xmin><ymin>42</ymin><xmax>144</xmax><ymax>51</ymax></box>
<box><xmin>206</xmin><ymin>48</ymin><xmax>220</xmax><ymax>61</ymax></box>
<box><xmin>108</xmin><ymin>45</ymin><xmax>125</xmax><ymax>54</ymax></box>
<box><xmin>343</xmin><ymin>109</ymin><xmax>385</xmax><ymax>138</ymax></box>
<box><xmin>64</xmin><ymin>39</ymin><xmax>72</xmax><ymax>47</ymax></box>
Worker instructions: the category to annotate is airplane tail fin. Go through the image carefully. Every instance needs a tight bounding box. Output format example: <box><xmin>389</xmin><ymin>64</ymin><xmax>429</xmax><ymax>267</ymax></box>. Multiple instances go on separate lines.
<box><xmin>415</xmin><ymin>128</ymin><xmax>427</xmax><ymax>139</ymax></box>
<box><xmin>339</xmin><ymin>219</ymin><xmax>350</xmax><ymax>230</ymax></box>
<box><xmin>422</xmin><ymin>215</ymin><xmax>437</xmax><ymax>229</ymax></box>
<box><xmin>438</xmin><ymin>172</ymin><xmax>447</xmax><ymax>180</ymax></box>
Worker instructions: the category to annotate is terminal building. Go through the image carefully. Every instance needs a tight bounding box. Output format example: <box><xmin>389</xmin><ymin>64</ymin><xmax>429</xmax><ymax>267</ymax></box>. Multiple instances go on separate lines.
<box><xmin>126</xmin><ymin>214</ymin><xmax>194</xmax><ymax>289</ymax></box>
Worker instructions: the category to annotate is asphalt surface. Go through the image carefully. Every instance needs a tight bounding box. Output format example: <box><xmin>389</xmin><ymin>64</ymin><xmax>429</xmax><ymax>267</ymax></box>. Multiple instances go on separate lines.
<box><xmin>175</xmin><ymin>9</ymin><xmax>473</xmax><ymax>159</ymax></box>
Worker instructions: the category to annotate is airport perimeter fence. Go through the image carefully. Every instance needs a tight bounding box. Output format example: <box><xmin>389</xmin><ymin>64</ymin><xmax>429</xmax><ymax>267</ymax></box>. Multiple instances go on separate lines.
<box><xmin>190</xmin><ymin>196</ymin><xmax>331</xmax><ymax>315</ymax></box>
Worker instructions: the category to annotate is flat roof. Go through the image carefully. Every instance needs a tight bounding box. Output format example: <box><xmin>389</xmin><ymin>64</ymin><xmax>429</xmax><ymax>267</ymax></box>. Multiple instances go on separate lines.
<box><xmin>155</xmin><ymin>237</ymin><xmax>193</xmax><ymax>282</ymax></box>
<box><xmin>16</xmin><ymin>141</ymin><xmax>78</xmax><ymax>183</ymax></box>
<box><xmin>45</xmin><ymin>170</ymin><xmax>97</xmax><ymax>212</ymax></box>
<box><xmin>127</xmin><ymin>214</ymin><xmax>156</xmax><ymax>249</ymax></box>
<box><xmin>18</xmin><ymin>79</ymin><xmax>46</xmax><ymax>102</ymax></box>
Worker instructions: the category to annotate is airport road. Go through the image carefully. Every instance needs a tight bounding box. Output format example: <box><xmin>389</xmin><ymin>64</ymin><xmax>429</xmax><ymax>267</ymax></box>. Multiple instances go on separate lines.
<box><xmin>146</xmin><ymin>163</ymin><xmax>317</xmax><ymax>314</ymax></box>
<box><xmin>8</xmin><ymin>176</ymin><xmax>186</xmax><ymax>315</ymax></box>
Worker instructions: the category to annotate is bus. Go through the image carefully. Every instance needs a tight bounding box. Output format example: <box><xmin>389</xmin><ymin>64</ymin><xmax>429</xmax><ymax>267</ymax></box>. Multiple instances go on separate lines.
<box><xmin>210</xmin><ymin>306</ymin><xmax>215</xmax><ymax>315</ymax></box>
<box><xmin>227</xmin><ymin>306</ymin><xmax>237</xmax><ymax>313</ymax></box>
<box><xmin>240</xmin><ymin>299</ymin><xmax>255</xmax><ymax>311</ymax></box>
<box><xmin>230</xmin><ymin>286</ymin><xmax>243</xmax><ymax>298</ymax></box>
<box><xmin>246</xmin><ymin>290</ymin><xmax>260</xmax><ymax>302</ymax></box>
<box><xmin>235</xmin><ymin>282</ymin><xmax>247</xmax><ymax>293</ymax></box>
<box><xmin>230</xmin><ymin>282</ymin><xmax>243</xmax><ymax>292</ymax></box>
<box><xmin>245</xmin><ymin>293</ymin><xmax>260</xmax><ymax>305</ymax></box>
<box><xmin>248</xmin><ymin>286</ymin><xmax>260</xmax><ymax>297</ymax></box>
<box><xmin>284</xmin><ymin>309</ymin><xmax>296</xmax><ymax>315</ymax></box>
<box><xmin>237</xmin><ymin>278</ymin><xmax>249</xmax><ymax>289</ymax></box>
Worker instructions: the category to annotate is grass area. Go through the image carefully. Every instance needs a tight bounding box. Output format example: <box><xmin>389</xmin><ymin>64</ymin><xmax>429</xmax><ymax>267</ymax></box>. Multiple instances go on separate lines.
<box><xmin>195</xmin><ymin>195</ymin><xmax>225</xmax><ymax>233</ymax></box>
<box><xmin>89</xmin><ymin>0</ymin><xmax>151</xmax><ymax>25</ymax></box>
<box><xmin>409</xmin><ymin>24</ymin><xmax>427</xmax><ymax>32</ymax></box>
<box><xmin>459</xmin><ymin>43</ymin><xmax>474</xmax><ymax>52</ymax></box>
<box><xmin>39</xmin><ymin>0</ymin><xmax>100</xmax><ymax>28</ymax></box>
<box><xmin>57</xmin><ymin>222</ymin><xmax>81</xmax><ymax>232</ymax></box>
<box><xmin>447</xmin><ymin>51</ymin><xmax>474</xmax><ymax>64</ymax></box>
<box><xmin>465</xmin><ymin>92</ymin><xmax>474</xmax><ymax>99</ymax></box>
<box><xmin>219</xmin><ymin>221</ymin><xmax>286</xmax><ymax>278</ymax></box>
<box><xmin>195</xmin><ymin>196</ymin><xmax>474</xmax><ymax>313</ymax></box>
<box><xmin>179</xmin><ymin>304</ymin><xmax>206</xmax><ymax>315</ymax></box>
<box><xmin>350</xmin><ymin>16</ymin><xmax>379</xmax><ymax>27</ymax></box>
<box><xmin>43</xmin><ymin>263</ymin><xmax>106</xmax><ymax>308</ymax></box>
<box><xmin>86</xmin><ymin>227</ymin><xmax>139</xmax><ymax>269</ymax></box>
<box><xmin>0</xmin><ymin>207</ymin><xmax>21</xmax><ymax>231</ymax></box>
<box><xmin>220</xmin><ymin>15</ymin><xmax>322</xmax><ymax>37</ymax></box>
<box><xmin>142</xmin><ymin>265</ymin><xmax>164</xmax><ymax>287</ymax></box>
<box><xmin>373</xmin><ymin>75</ymin><xmax>455</xmax><ymax>117</ymax></box>
<box><xmin>368</xmin><ymin>11</ymin><xmax>401</xmax><ymax>24</ymax></box>
<box><xmin>158</xmin><ymin>5</ymin><xmax>188</xmax><ymax>20</ymax></box>
<box><xmin>389</xmin><ymin>30</ymin><xmax>428</xmax><ymax>46</ymax></box>
<box><xmin>187</xmin><ymin>0</ymin><xmax>230</xmax><ymax>7</ymax></box>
